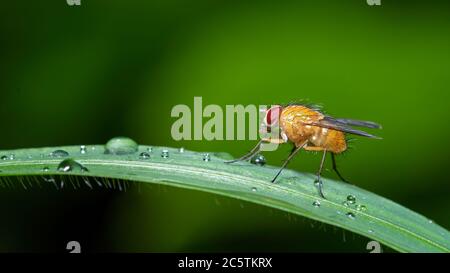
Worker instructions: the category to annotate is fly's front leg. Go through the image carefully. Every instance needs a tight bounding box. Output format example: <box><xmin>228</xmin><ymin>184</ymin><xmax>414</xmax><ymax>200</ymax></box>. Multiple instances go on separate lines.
<box><xmin>224</xmin><ymin>140</ymin><xmax>263</xmax><ymax>164</ymax></box>
<box><xmin>271</xmin><ymin>140</ymin><xmax>308</xmax><ymax>183</ymax></box>
<box><xmin>225</xmin><ymin>138</ymin><xmax>285</xmax><ymax>164</ymax></box>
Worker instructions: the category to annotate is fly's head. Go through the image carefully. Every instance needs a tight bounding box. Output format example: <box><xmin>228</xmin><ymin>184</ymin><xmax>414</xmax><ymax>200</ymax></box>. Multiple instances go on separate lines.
<box><xmin>260</xmin><ymin>105</ymin><xmax>288</xmax><ymax>142</ymax></box>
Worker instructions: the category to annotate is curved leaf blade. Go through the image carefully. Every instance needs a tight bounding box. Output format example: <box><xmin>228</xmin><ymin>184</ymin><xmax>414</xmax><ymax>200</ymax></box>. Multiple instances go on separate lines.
<box><xmin>0</xmin><ymin>145</ymin><xmax>449</xmax><ymax>253</ymax></box>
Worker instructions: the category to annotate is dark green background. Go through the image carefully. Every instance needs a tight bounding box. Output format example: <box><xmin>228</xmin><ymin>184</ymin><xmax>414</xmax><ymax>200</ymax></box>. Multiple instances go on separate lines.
<box><xmin>0</xmin><ymin>0</ymin><xmax>449</xmax><ymax>252</ymax></box>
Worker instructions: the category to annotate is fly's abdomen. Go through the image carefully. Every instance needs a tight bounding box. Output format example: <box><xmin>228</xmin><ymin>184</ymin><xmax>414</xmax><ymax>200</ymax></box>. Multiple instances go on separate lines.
<box><xmin>321</xmin><ymin>129</ymin><xmax>347</xmax><ymax>154</ymax></box>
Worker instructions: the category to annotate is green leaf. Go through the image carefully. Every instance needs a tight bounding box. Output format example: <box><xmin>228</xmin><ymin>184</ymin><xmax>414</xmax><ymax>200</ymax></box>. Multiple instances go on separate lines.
<box><xmin>0</xmin><ymin>144</ymin><xmax>449</xmax><ymax>253</ymax></box>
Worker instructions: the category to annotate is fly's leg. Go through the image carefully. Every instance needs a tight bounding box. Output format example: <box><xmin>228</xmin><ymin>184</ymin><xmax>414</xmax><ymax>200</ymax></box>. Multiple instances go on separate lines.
<box><xmin>331</xmin><ymin>153</ymin><xmax>350</xmax><ymax>183</ymax></box>
<box><xmin>225</xmin><ymin>138</ymin><xmax>286</xmax><ymax>164</ymax></box>
<box><xmin>271</xmin><ymin>140</ymin><xmax>307</xmax><ymax>183</ymax></box>
<box><xmin>224</xmin><ymin>140</ymin><xmax>263</xmax><ymax>164</ymax></box>
<box><xmin>316</xmin><ymin>150</ymin><xmax>327</xmax><ymax>199</ymax></box>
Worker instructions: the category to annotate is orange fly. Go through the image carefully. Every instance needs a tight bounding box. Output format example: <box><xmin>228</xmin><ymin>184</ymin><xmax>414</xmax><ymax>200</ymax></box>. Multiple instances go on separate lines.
<box><xmin>226</xmin><ymin>103</ymin><xmax>382</xmax><ymax>198</ymax></box>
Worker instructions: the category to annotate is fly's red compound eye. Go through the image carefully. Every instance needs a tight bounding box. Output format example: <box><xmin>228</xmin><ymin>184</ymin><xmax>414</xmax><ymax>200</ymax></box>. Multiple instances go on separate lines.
<box><xmin>265</xmin><ymin>105</ymin><xmax>282</xmax><ymax>126</ymax></box>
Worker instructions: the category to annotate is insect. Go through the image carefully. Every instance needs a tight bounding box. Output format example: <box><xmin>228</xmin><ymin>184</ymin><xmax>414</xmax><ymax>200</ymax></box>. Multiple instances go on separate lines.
<box><xmin>226</xmin><ymin>103</ymin><xmax>382</xmax><ymax>198</ymax></box>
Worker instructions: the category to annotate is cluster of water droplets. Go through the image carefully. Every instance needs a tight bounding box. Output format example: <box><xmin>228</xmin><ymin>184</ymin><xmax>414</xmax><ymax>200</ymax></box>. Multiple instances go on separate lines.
<box><xmin>1</xmin><ymin>136</ymin><xmax>286</xmax><ymax>193</ymax></box>
<box><xmin>342</xmin><ymin>194</ymin><xmax>367</xmax><ymax>213</ymax></box>
<box><xmin>1</xmin><ymin>154</ymin><xmax>15</xmax><ymax>161</ymax></box>
<box><xmin>308</xmin><ymin>192</ymin><xmax>373</xmax><ymax>233</ymax></box>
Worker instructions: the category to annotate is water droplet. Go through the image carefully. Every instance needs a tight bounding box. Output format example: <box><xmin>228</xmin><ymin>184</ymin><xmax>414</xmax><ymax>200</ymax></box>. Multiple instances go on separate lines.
<box><xmin>356</xmin><ymin>204</ymin><xmax>367</xmax><ymax>211</ymax></box>
<box><xmin>202</xmin><ymin>153</ymin><xmax>211</xmax><ymax>162</ymax></box>
<box><xmin>346</xmin><ymin>195</ymin><xmax>356</xmax><ymax>204</ymax></box>
<box><xmin>147</xmin><ymin>147</ymin><xmax>153</xmax><ymax>153</ymax></box>
<box><xmin>428</xmin><ymin>220</ymin><xmax>434</xmax><ymax>224</ymax></box>
<box><xmin>1</xmin><ymin>155</ymin><xmax>8</xmax><ymax>160</ymax></box>
<box><xmin>9</xmin><ymin>154</ymin><xmax>15</xmax><ymax>160</ymax></box>
<box><xmin>80</xmin><ymin>145</ymin><xmax>87</xmax><ymax>154</ymax></box>
<box><xmin>346</xmin><ymin>212</ymin><xmax>356</xmax><ymax>219</ymax></box>
<box><xmin>250</xmin><ymin>154</ymin><xmax>266</xmax><ymax>166</ymax></box>
<box><xmin>161</xmin><ymin>149</ymin><xmax>169</xmax><ymax>158</ymax></box>
<box><xmin>50</xmin><ymin>150</ymin><xmax>69</xmax><ymax>158</ymax></box>
<box><xmin>368</xmin><ymin>229</ymin><xmax>374</xmax><ymax>233</ymax></box>
<box><xmin>57</xmin><ymin>159</ymin><xmax>89</xmax><ymax>173</ymax></box>
<box><xmin>139</xmin><ymin>152</ymin><xmax>150</xmax><ymax>160</ymax></box>
<box><xmin>251</xmin><ymin>187</ymin><xmax>257</xmax><ymax>192</ymax></box>
<box><xmin>342</xmin><ymin>201</ymin><xmax>349</xmax><ymax>207</ymax></box>
<box><xmin>314</xmin><ymin>179</ymin><xmax>320</xmax><ymax>187</ymax></box>
<box><xmin>313</xmin><ymin>200</ymin><xmax>321</xmax><ymax>208</ymax></box>
<box><xmin>43</xmin><ymin>167</ymin><xmax>49</xmax><ymax>172</ymax></box>
<box><xmin>179</xmin><ymin>147</ymin><xmax>185</xmax><ymax>153</ymax></box>
<box><xmin>105</xmin><ymin>137</ymin><xmax>138</xmax><ymax>155</ymax></box>
<box><xmin>286</xmin><ymin>177</ymin><xmax>296</xmax><ymax>185</ymax></box>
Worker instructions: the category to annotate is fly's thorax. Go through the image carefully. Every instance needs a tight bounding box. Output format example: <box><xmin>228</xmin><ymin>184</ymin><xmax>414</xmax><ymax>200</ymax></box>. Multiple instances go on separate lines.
<box><xmin>280</xmin><ymin>105</ymin><xmax>324</xmax><ymax>145</ymax></box>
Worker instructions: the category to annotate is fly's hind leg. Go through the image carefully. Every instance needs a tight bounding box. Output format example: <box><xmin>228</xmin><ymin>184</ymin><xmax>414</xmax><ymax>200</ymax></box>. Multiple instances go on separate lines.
<box><xmin>316</xmin><ymin>150</ymin><xmax>327</xmax><ymax>199</ymax></box>
<box><xmin>331</xmin><ymin>153</ymin><xmax>350</xmax><ymax>184</ymax></box>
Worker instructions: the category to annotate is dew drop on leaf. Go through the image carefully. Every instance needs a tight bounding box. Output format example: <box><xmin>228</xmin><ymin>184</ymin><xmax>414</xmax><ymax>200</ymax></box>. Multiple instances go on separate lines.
<box><xmin>313</xmin><ymin>200</ymin><xmax>321</xmax><ymax>208</ymax></box>
<box><xmin>356</xmin><ymin>204</ymin><xmax>367</xmax><ymax>211</ymax></box>
<box><xmin>250</xmin><ymin>154</ymin><xmax>266</xmax><ymax>166</ymax></box>
<box><xmin>139</xmin><ymin>152</ymin><xmax>150</xmax><ymax>160</ymax></box>
<box><xmin>251</xmin><ymin>187</ymin><xmax>257</xmax><ymax>192</ymax></box>
<box><xmin>105</xmin><ymin>137</ymin><xmax>138</xmax><ymax>155</ymax></box>
<box><xmin>202</xmin><ymin>153</ymin><xmax>211</xmax><ymax>162</ymax></box>
<box><xmin>346</xmin><ymin>212</ymin><xmax>356</xmax><ymax>219</ymax></box>
<box><xmin>50</xmin><ymin>150</ymin><xmax>69</xmax><ymax>158</ymax></box>
<box><xmin>286</xmin><ymin>177</ymin><xmax>296</xmax><ymax>185</ymax></box>
<box><xmin>347</xmin><ymin>195</ymin><xmax>356</xmax><ymax>204</ymax></box>
<box><xmin>1</xmin><ymin>155</ymin><xmax>7</xmax><ymax>160</ymax></box>
<box><xmin>179</xmin><ymin>147</ymin><xmax>185</xmax><ymax>153</ymax></box>
<box><xmin>57</xmin><ymin>159</ymin><xmax>89</xmax><ymax>173</ymax></box>
<box><xmin>80</xmin><ymin>145</ymin><xmax>87</xmax><ymax>154</ymax></box>
<box><xmin>161</xmin><ymin>149</ymin><xmax>169</xmax><ymax>158</ymax></box>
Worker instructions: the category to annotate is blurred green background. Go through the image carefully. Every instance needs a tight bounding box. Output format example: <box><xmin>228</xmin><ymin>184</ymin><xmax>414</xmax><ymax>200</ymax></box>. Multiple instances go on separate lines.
<box><xmin>0</xmin><ymin>0</ymin><xmax>449</xmax><ymax>252</ymax></box>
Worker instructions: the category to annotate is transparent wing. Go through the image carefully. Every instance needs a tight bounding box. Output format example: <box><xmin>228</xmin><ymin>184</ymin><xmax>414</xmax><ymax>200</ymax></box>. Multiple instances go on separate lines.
<box><xmin>331</xmin><ymin>117</ymin><xmax>382</xmax><ymax>129</ymax></box>
<box><xmin>311</xmin><ymin>117</ymin><xmax>382</xmax><ymax>139</ymax></box>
